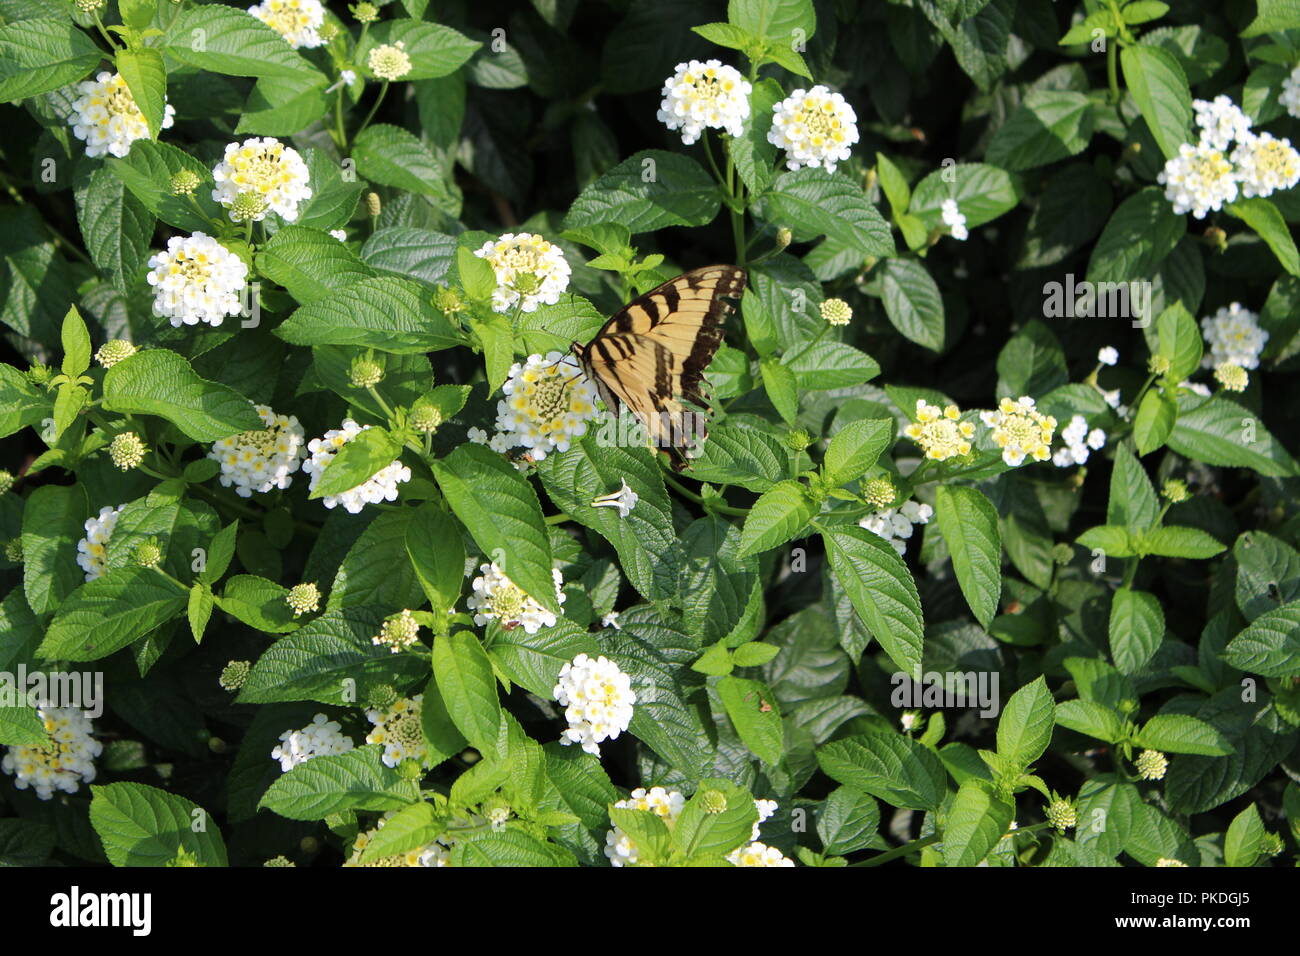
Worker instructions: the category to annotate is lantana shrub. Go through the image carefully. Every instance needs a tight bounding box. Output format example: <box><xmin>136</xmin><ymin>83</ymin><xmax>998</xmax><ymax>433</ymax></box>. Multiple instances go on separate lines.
<box><xmin>1</xmin><ymin>0</ymin><xmax>1299</xmax><ymax>870</ymax></box>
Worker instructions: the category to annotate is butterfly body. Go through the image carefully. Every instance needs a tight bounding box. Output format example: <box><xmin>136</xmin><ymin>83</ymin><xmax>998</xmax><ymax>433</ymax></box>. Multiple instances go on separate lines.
<box><xmin>572</xmin><ymin>265</ymin><xmax>746</xmax><ymax>470</ymax></box>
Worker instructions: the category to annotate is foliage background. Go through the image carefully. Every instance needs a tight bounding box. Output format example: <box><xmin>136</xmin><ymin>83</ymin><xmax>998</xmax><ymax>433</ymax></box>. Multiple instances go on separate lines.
<box><xmin>1</xmin><ymin>0</ymin><xmax>1299</xmax><ymax>867</ymax></box>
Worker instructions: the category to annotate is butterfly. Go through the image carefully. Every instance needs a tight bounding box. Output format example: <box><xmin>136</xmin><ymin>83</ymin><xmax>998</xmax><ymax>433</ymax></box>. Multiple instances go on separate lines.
<box><xmin>571</xmin><ymin>265</ymin><xmax>746</xmax><ymax>470</ymax></box>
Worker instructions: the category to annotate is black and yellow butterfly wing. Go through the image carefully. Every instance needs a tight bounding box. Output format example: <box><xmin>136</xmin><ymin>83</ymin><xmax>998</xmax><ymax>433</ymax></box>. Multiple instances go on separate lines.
<box><xmin>571</xmin><ymin>265</ymin><xmax>746</xmax><ymax>470</ymax></box>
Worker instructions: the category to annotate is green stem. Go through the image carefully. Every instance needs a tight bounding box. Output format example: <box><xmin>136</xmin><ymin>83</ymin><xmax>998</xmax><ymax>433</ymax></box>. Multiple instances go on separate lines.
<box><xmin>1106</xmin><ymin>39</ymin><xmax>1120</xmax><ymax>104</ymax></box>
<box><xmin>784</xmin><ymin>323</ymin><xmax>828</xmax><ymax>366</ymax></box>
<box><xmin>334</xmin><ymin>86</ymin><xmax>348</xmax><ymax>148</ymax></box>
<box><xmin>92</xmin><ymin>12</ymin><xmax>120</xmax><ymax>52</ymax></box>
<box><xmin>356</xmin><ymin>81</ymin><xmax>389</xmax><ymax>141</ymax></box>
<box><xmin>367</xmin><ymin>385</ymin><xmax>396</xmax><ymax>423</ymax></box>
<box><xmin>544</xmin><ymin>512</ymin><xmax>573</xmax><ymax>526</ymax></box>
<box><xmin>662</xmin><ymin>470</ymin><xmax>749</xmax><ymax>517</ymax></box>
<box><xmin>851</xmin><ymin>833</ymin><xmax>940</xmax><ymax>867</ymax></box>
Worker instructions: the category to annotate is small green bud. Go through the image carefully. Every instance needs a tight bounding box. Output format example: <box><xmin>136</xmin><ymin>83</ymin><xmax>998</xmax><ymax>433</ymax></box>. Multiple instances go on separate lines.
<box><xmin>409</xmin><ymin>399</ymin><xmax>443</xmax><ymax>433</ymax></box>
<box><xmin>169</xmin><ymin>170</ymin><xmax>200</xmax><ymax>196</ymax></box>
<box><xmin>396</xmin><ymin>757</ymin><xmax>424</xmax><ymax>781</ymax></box>
<box><xmin>132</xmin><ymin>537</ymin><xmax>163</xmax><ymax>569</ymax></box>
<box><xmin>4</xmin><ymin>538</ymin><xmax>22</xmax><ymax>563</ymax></box>
<box><xmin>0</xmin><ymin>470</ymin><xmax>13</xmax><ymax>496</ymax></box>
<box><xmin>700</xmin><ymin>789</ymin><xmax>728</xmax><ymax>814</ymax></box>
<box><xmin>1051</xmin><ymin>542</ymin><xmax>1073</xmax><ymax>566</ymax></box>
<box><xmin>95</xmin><ymin>339</ymin><xmax>137</xmax><ymax>368</ymax></box>
<box><xmin>1161</xmin><ymin>478</ymin><xmax>1190</xmax><ymax>504</ymax></box>
<box><xmin>74</xmin><ymin>0</ymin><xmax>106</xmax><ymax>14</ymax></box>
<box><xmin>219</xmin><ymin>660</ymin><xmax>251</xmax><ymax>691</ymax></box>
<box><xmin>1214</xmin><ymin>362</ymin><xmax>1248</xmax><ymax>392</ymax></box>
<box><xmin>109</xmin><ymin>432</ymin><xmax>147</xmax><ymax>471</ymax></box>
<box><xmin>348</xmin><ymin>355</ymin><xmax>384</xmax><ymax>388</ymax></box>
<box><xmin>264</xmin><ymin>855</ymin><xmax>296</xmax><ymax>867</ymax></box>
<box><xmin>366</xmin><ymin>683</ymin><xmax>398</xmax><ymax>710</ymax></box>
<box><xmin>1147</xmin><ymin>354</ymin><xmax>1171</xmax><ymax>376</ymax></box>
<box><xmin>1045</xmin><ymin>796</ymin><xmax>1077</xmax><ymax>832</ymax></box>
<box><xmin>351</xmin><ymin>1</ymin><xmax>379</xmax><ymax>23</ymax></box>
<box><xmin>862</xmin><ymin>477</ymin><xmax>896</xmax><ymax>509</ymax></box>
<box><xmin>820</xmin><ymin>297</ymin><xmax>852</xmax><ymax>326</ymax></box>
<box><xmin>785</xmin><ymin>428</ymin><xmax>813</xmax><ymax>451</ymax></box>
<box><xmin>25</xmin><ymin>363</ymin><xmax>53</xmax><ymax>387</ymax></box>
<box><xmin>365</xmin><ymin>191</ymin><xmax>381</xmax><ymax>217</ymax></box>
<box><xmin>167</xmin><ymin>847</ymin><xmax>200</xmax><ymax>867</ymax></box>
<box><xmin>1134</xmin><ymin>749</ymin><xmax>1168</xmax><ymax>781</ymax></box>
<box><xmin>228</xmin><ymin>191</ymin><xmax>269</xmax><ymax>223</ymax></box>
<box><xmin>510</xmin><ymin>272</ymin><xmax>540</xmax><ymax>295</ymax></box>
<box><xmin>285</xmin><ymin>582</ymin><xmax>321</xmax><ymax>617</ymax></box>
<box><xmin>775</xmin><ymin>227</ymin><xmax>793</xmax><ymax>250</ymax></box>
<box><xmin>434</xmin><ymin>284</ymin><xmax>465</xmax><ymax>315</ymax></box>
<box><xmin>373</xmin><ymin>609</ymin><xmax>420</xmax><ymax>654</ymax></box>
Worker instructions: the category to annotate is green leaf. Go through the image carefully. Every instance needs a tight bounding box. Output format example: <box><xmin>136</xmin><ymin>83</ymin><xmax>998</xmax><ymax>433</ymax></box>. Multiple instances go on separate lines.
<box><xmin>39</xmin><ymin>567</ymin><xmax>188</xmax><ymax>662</ymax></box>
<box><xmin>90</xmin><ymin>782</ymin><xmax>227</xmax><ymax>867</ymax></box>
<box><xmin>934</xmin><ymin>485</ymin><xmax>1002</xmax><ymax>630</ymax></box>
<box><xmin>760</xmin><ymin>167</ymin><xmax>895</xmax><ymax>257</ymax></box>
<box><xmin>1109</xmin><ymin>588</ymin><xmax>1164</xmax><ymax>674</ymax></box>
<box><xmin>255</xmin><ymin>226</ymin><xmax>376</xmax><ymax>305</ymax></box>
<box><xmin>1139</xmin><ymin>525</ymin><xmax>1226</xmax><ymax>559</ymax></box>
<box><xmin>21</xmin><ymin>482</ymin><xmax>87</xmax><ymax>617</ymax></box>
<box><xmin>74</xmin><ymin>165</ymin><xmax>155</xmax><ymax>292</ymax></box>
<box><xmin>985</xmin><ymin>91</ymin><xmax>1094</xmax><ymax>170</ymax></box>
<box><xmin>1226</xmin><ymin>198</ymin><xmax>1300</xmax><ymax>276</ymax></box>
<box><xmin>760</xmin><ymin>357</ymin><xmax>799</xmax><ymax>424</ymax></box>
<box><xmin>730</xmin><ymin>77</ymin><xmax>783</xmax><ymax>195</ymax></box>
<box><xmin>485</xmin><ymin>618</ymin><xmax>598</xmax><ymax>700</ymax></box>
<box><xmin>1156</xmin><ymin>303</ymin><xmax>1203</xmax><ymax>382</ymax></box>
<box><xmin>352</xmin><ymin>124</ymin><xmax>458</xmax><ymax>212</ymax></box>
<box><xmin>716</xmin><ymin>675</ymin><xmax>784</xmax><ymax>765</ymax></box>
<box><xmin>1134</xmin><ymin>390</ymin><xmax>1175</xmax><ymax>457</ymax></box>
<box><xmin>103</xmin><ymin>139</ymin><xmax>217</xmax><ymax>233</ymax></box>
<box><xmin>816</xmin><ymin>786</ymin><xmax>880</xmax><ymax>856</ymax></box>
<box><xmin>355</xmin><ymin>802</ymin><xmax>442</xmax><ymax>863</ymax></box>
<box><xmin>1223</xmin><ymin>601</ymin><xmax>1300</xmax><ymax>676</ymax></box>
<box><xmin>59</xmin><ymin>306</ymin><xmax>90</xmax><ymax>379</ymax></box>
<box><xmin>817</xmin><ymin>733</ymin><xmax>947</xmax><ymax>811</ymax></box>
<box><xmin>216</xmin><ymin>575</ymin><xmax>298</xmax><ymax>634</ymax></box>
<box><xmin>880</xmin><ymin>258</ymin><xmax>945</xmax><ymax>351</ymax></box>
<box><xmin>1055</xmin><ymin>699</ymin><xmax>1126</xmax><ymax>744</ymax></box>
<box><xmin>689</xmin><ymin>421</ymin><xmax>789</xmax><ymax>493</ymax></box>
<box><xmin>822</xmin><ymin>418</ymin><xmax>893</xmax><ymax>486</ymax></box>
<box><xmin>738</xmin><ymin>480</ymin><xmax>817</xmax><ymax>557</ymax></box>
<box><xmin>163</xmin><ymin>5</ymin><xmax>320</xmax><ymax>79</ymax></box>
<box><xmin>680</xmin><ymin>516</ymin><xmax>757</xmax><ymax>644</ymax></box>
<box><xmin>433</xmin><ymin>444</ymin><xmax>558</xmax><ymax>613</ymax></box>
<box><xmin>309</xmin><ymin>427</ymin><xmax>404</xmax><ymax>501</ymax></box>
<box><xmin>1120</xmin><ymin>45</ymin><xmax>1193</xmax><ymax>160</ymax></box>
<box><xmin>275</xmin><ymin>276</ymin><xmax>463</xmax><ymax>354</ymax></box>
<box><xmin>237</xmin><ymin>606</ymin><xmax>426</xmax><ymax>704</ymax></box>
<box><xmin>103</xmin><ymin>350</ymin><xmax>262</xmax><ymax>442</ymax></box>
<box><xmin>433</xmin><ymin>630</ymin><xmax>502</xmax><ymax>756</ymax></box>
<box><xmin>329</xmin><ymin>511</ymin><xmax>425</xmax><ymax>611</ymax></box>
<box><xmin>260</xmin><ymin>745</ymin><xmax>415</xmax><ymax>820</ymax></box>
<box><xmin>536</xmin><ymin>435</ymin><xmax>679</xmax><ymax>603</ymax></box>
<box><xmin>1086</xmin><ymin>187</ymin><xmax>1186</xmax><ymax>285</ymax></box>
<box><xmin>673</xmin><ymin>777</ymin><xmax>760</xmax><ymax>858</ymax></box>
<box><xmin>909</xmin><ymin>162</ymin><xmax>1022</xmax><ymax>231</ymax></box>
<box><xmin>564</xmin><ymin>150</ymin><xmax>720</xmax><ymax>234</ymax></box>
<box><xmin>0</xmin><ymin>363</ymin><xmax>47</xmax><ymax>439</ymax></box>
<box><xmin>822</xmin><ymin>526</ymin><xmax>924</xmax><ymax>680</ymax></box>
<box><xmin>996</xmin><ymin>676</ymin><xmax>1055</xmax><ymax>771</ymax></box>
<box><xmin>1240</xmin><ymin>0</ymin><xmax>1300</xmax><ymax>37</ymax></box>
<box><xmin>1132</xmin><ymin>714</ymin><xmax>1233</xmax><ymax>756</ymax></box>
<box><xmin>187</xmin><ymin>584</ymin><xmax>213</xmax><ymax>642</ymax></box>
<box><xmin>355</xmin><ymin>20</ymin><xmax>481</xmax><ymax>81</ymax></box>
<box><xmin>1224</xmin><ymin>803</ymin><xmax>1266</xmax><ymax>867</ymax></box>
<box><xmin>0</xmin><ymin>18</ymin><xmax>102</xmax><ymax>102</ymax></box>
<box><xmin>115</xmin><ymin>48</ymin><xmax>166</xmax><ymax>140</ymax></box>
<box><xmin>729</xmin><ymin>0</ymin><xmax>817</xmax><ymax>41</ymax></box>
<box><xmin>943</xmin><ymin>781</ymin><xmax>1013</xmax><ymax>866</ymax></box>
<box><xmin>405</xmin><ymin>504</ymin><xmax>465</xmax><ymax>614</ymax></box>
<box><xmin>1167</xmin><ymin>394</ymin><xmax>1299</xmax><ymax>477</ymax></box>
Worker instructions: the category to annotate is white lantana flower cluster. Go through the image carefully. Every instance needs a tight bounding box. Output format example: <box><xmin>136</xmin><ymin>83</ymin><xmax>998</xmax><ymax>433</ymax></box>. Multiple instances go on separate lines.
<box><xmin>767</xmin><ymin>85</ymin><xmax>859</xmax><ymax>173</ymax></box>
<box><xmin>473</xmin><ymin>233</ymin><xmax>572</xmax><ymax>313</ymax></box>
<box><xmin>365</xmin><ymin>695</ymin><xmax>431</xmax><ymax>769</ymax></box>
<box><xmin>553</xmin><ymin>653</ymin><xmax>635</xmax><ymax>756</ymax></box>
<box><xmin>980</xmin><ymin>396</ymin><xmax>1057</xmax><ymax>467</ymax></box>
<box><xmin>1052</xmin><ymin>415</ymin><xmax>1107</xmax><ymax>468</ymax></box>
<box><xmin>728</xmin><ymin>842</ymin><xmax>796</xmax><ymax>866</ymax></box>
<box><xmin>467</xmin><ymin>561</ymin><xmax>565</xmax><ymax>633</ymax></box>
<box><xmin>858</xmin><ymin>500</ymin><xmax>933</xmax><ymax>556</ymax></box>
<box><xmin>67</xmin><ymin>71</ymin><xmax>175</xmax><ymax>159</ymax></box>
<box><xmin>248</xmin><ymin>0</ymin><xmax>326</xmax><ymax>50</ymax></box>
<box><xmin>270</xmin><ymin>713</ymin><xmax>354</xmax><ymax>772</ymax></box>
<box><xmin>302</xmin><ymin>419</ymin><xmax>412</xmax><ymax>513</ymax></box>
<box><xmin>146</xmin><ymin>232</ymin><xmax>249</xmax><ymax>327</ymax></box>
<box><xmin>76</xmin><ymin>504</ymin><xmax>125</xmax><ymax>581</ymax></box>
<box><xmin>1097</xmin><ymin>346</ymin><xmax>1119</xmax><ymax>366</ymax></box>
<box><xmin>494</xmin><ymin>352</ymin><xmax>600</xmax><ymax>460</ymax></box>
<box><xmin>605</xmin><ymin>786</ymin><xmax>686</xmax><ymax>867</ymax></box>
<box><xmin>941</xmin><ymin>199</ymin><xmax>968</xmax><ymax>240</ymax></box>
<box><xmin>1159</xmin><ymin>94</ymin><xmax>1300</xmax><ymax>217</ymax></box>
<box><xmin>208</xmin><ymin>406</ymin><xmax>306</xmax><ymax>497</ymax></box>
<box><xmin>1</xmin><ymin>706</ymin><xmax>102</xmax><ymax>800</ymax></box>
<box><xmin>657</xmin><ymin>59</ymin><xmax>752</xmax><ymax>144</ymax></box>
<box><xmin>1282</xmin><ymin>65</ymin><xmax>1300</xmax><ymax>119</ymax></box>
<box><xmin>212</xmin><ymin>137</ymin><xmax>312</xmax><ymax>223</ymax></box>
<box><xmin>1201</xmin><ymin>302</ymin><xmax>1268</xmax><ymax>369</ymax></box>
